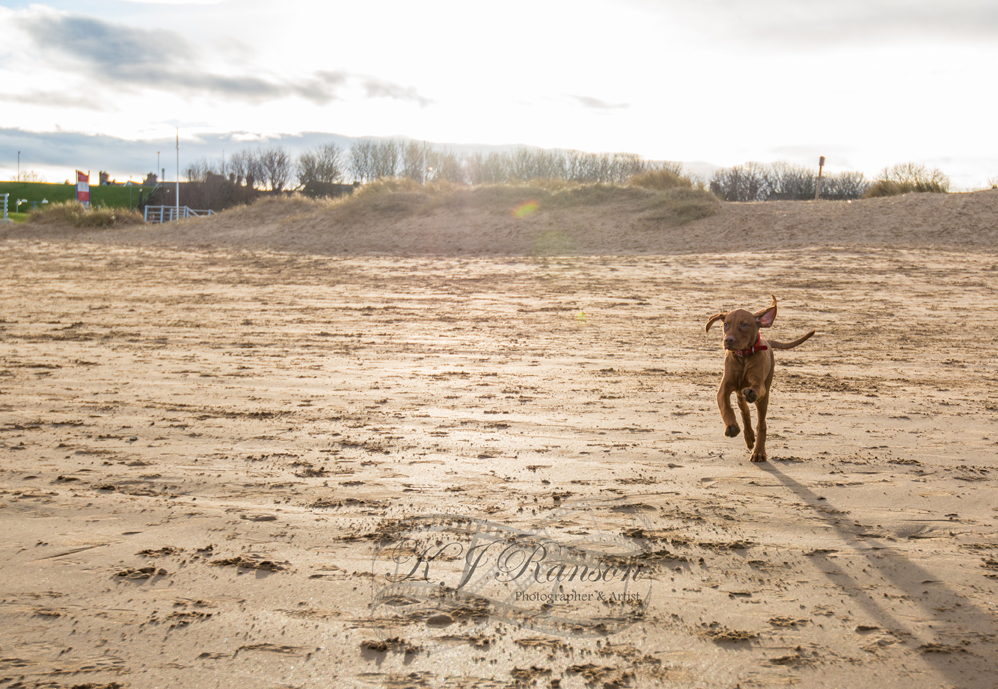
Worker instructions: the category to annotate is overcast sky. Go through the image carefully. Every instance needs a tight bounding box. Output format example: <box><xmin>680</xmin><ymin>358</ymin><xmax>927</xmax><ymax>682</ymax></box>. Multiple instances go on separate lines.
<box><xmin>2</xmin><ymin>0</ymin><xmax>996</xmax><ymax>188</ymax></box>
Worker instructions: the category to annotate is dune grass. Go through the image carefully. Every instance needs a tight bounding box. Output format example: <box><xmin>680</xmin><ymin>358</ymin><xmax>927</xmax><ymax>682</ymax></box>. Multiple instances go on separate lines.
<box><xmin>26</xmin><ymin>201</ymin><xmax>144</xmax><ymax>229</ymax></box>
<box><xmin>627</xmin><ymin>168</ymin><xmax>694</xmax><ymax>191</ymax></box>
<box><xmin>317</xmin><ymin>177</ymin><xmax>720</xmax><ymax>226</ymax></box>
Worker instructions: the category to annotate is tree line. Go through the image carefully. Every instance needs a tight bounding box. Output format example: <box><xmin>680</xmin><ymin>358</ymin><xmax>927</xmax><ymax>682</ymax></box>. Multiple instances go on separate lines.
<box><xmin>186</xmin><ymin>142</ymin><xmax>344</xmax><ymax>192</ymax></box>
<box><xmin>185</xmin><ymin>140</ymin><xmax>684</xmax><ymax>191</ymax></box>
<box><xmin>184</xmin><ymin>139</ymin><xmax>953</xmax><ymax>206</ymax></box>
<box><xmin>707</xmin><ymin>161</ymin><xmax>952</xmax><ymax>201</ymax></box>
<box><xmin>708</xmin><ymin>161</ymin><xmax>870</xmax><ymax>201</ymax></box>
<box><xmin>349</xmin><ymin>142</ymin><xmax>677</xmax><ymax>185</ymax></box>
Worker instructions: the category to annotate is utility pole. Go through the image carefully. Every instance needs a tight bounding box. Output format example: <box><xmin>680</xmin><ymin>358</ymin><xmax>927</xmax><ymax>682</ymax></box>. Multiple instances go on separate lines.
<box><xmin>175</xmin><ymin>129</ymin><xmax>180</xmax><ymax>216</ymax></box>
<box><xmin>814</xmin><ymin>156</ymin><xmax>825</xmax><ymax>200</ymax></box>
<box><xmin>17</xmin><ymin>151</ymin><xmax>20</xmax><ymax>181</ymax></box>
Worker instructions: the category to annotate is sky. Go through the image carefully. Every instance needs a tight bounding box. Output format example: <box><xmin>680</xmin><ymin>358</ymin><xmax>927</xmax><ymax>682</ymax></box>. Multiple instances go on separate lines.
<box><xmin>1</xmin><ymin>0</ymin><xmax>997</xmax><ymax>189</ymax></box>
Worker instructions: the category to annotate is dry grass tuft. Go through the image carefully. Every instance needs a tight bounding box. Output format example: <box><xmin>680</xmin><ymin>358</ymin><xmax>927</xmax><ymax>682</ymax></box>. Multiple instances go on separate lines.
<box><xmin>628</xmin><ymin>169</ymin><xmax>693</xmax><ymax>191</ymax></box>
<box><xmin>866</xmin><ymin>162</ymin><xmax>951</xmax><ymax>197</ymax></box>
<box><xmin>27</xmin><ymin>201</ymin><xmax>144</xmax><ymax>229</ymax></box>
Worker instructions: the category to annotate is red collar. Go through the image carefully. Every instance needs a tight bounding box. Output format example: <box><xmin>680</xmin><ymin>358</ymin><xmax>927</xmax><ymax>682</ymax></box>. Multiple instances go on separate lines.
<box><xmin>734</xmin><ymin>334</ymin><xmax>767</xmax><ymax>357</ymax></box>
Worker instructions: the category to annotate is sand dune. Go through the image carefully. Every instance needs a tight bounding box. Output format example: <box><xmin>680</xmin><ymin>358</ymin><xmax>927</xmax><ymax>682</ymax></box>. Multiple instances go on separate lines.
<box><xmin>4</xmin><ymin>187</ymin><xmax>998</xmax><ymax>256</ymax></box>
<box><xmin>1</xmin><ymin>191</ymin><xmax>997</xmax><ymax>688</ymax></box>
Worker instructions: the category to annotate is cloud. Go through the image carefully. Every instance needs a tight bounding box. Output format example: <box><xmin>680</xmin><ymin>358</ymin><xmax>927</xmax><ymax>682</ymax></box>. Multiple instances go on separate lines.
<box><xmin>571</xmin><ymin>95</ymin><xmax>629</xmax><ymax>111</ymax></box>
<box><xmin>634</xmin><ymin>0</ymin><xmax>998</xmax><ymax>47</ymax></box>
<box><xmin>15</xmin><ymin>12</ymin><xmax>431</xmax><ymax>106</ymax></box>
<box><xmin>0</xmin><ymin>127</ymin><xmax>535</xmax><ymax>181</ymax></box>
<box><xmin>361</xmin><ymin>78</ymin><xmax>434</xmax><ymax>107</ymax></box>
<box><xmin>0</xmin><ymin>91</ymin><xmax>106</xmax><ymax>110</ymax></box>
<box><xmin>117</xmin><ymin>0</ymin><xmax>229</xmax><ymax>4</ymax></box>
<box><xmin>753</xmin><ymin>1</ymin><xmax>998</xmax><ymax>45</ymax></box>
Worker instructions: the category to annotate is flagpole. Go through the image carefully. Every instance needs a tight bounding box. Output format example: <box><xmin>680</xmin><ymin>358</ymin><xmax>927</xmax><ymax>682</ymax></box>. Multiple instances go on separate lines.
<box><xmin>175</xmin><ymin>129</ymin><xmax>180</xmax><ymax>216</ymax></box>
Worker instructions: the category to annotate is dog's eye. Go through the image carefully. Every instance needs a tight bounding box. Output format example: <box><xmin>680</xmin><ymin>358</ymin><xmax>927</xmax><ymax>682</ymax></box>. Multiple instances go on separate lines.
<box><xmin>740</xmin><ymin>322</ymin><xmax>748</xmax><ymax>329</ymax></box>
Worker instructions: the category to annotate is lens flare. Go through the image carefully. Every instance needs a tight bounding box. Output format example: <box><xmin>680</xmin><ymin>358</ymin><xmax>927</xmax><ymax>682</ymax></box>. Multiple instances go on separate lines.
<box><xmin>512</xmin><ymin>200</ymin><xmax>539</xmax><ymax>218</ymax></box>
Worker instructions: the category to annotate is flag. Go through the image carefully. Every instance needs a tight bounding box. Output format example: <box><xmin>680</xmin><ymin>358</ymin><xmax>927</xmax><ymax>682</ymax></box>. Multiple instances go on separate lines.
<box><xmin>76</xmin><ymin>170</ymin><xmax>90</xmax><ymax>206</ymax></box>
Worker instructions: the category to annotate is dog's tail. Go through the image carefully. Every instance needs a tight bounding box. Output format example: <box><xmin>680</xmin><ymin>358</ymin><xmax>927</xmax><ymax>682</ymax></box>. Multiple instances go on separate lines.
<box><xmin>768</xmin><ymin>330</ymin><xmax>816</xmax><ymax>350</ymax></box>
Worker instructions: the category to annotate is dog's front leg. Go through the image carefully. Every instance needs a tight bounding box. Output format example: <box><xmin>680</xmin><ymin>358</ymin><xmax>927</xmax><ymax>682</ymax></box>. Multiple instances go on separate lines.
<box><xmin>739</xmin><ymin>357</ymin><xmax>768</xmax><ymax>405</ymax></box>
<box><xmin>717</xmin><ymin>383</ymin><xmax>740</xmax><ymax>438</ymax></box>
<box><xmin>740</xmin><ymin>379</ymin><xmax>767</xmax><ymax>405</ymax></box>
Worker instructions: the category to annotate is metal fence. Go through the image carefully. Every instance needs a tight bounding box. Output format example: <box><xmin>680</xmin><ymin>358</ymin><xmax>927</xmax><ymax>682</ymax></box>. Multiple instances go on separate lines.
<box><xmin>143</xmin><ymin>205</ymin><xmax>216</xmax><ymax>223</ymax></box>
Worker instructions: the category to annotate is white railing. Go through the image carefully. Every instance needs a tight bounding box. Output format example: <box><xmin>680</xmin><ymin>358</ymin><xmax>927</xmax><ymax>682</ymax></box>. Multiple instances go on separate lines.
<box><xmin>1</xmin><ymin>193</ymin><xmax>8</xmax><ymax>222</ymax></box>
<box><xmin>144</xmin><ymin>205</ymin><xmax>216</xmax><ymax>223</ymax></box>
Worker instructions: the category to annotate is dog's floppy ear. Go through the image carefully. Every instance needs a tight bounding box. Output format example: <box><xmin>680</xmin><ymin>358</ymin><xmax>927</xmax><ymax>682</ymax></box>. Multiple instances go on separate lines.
<box><xmin>705</xmin><ymin>312</ymin><xmax>727</xmax><ymax>333</ymax></box>
<box><xmin>755</xmin><ymin>294</ymin><xmax>778</xmax><ymax>328</ymax></box>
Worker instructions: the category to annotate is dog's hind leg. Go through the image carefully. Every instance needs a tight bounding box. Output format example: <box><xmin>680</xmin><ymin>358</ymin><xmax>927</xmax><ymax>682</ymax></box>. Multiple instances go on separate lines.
<box><xmin>750</xmin><ymin>395</ymin><xmax>769</xmax><ymax>462</ymax></box>
<box><xmin>736</xmin><ymin>393</ymin><xmax>755</xmax><ymax>450</ymax></box>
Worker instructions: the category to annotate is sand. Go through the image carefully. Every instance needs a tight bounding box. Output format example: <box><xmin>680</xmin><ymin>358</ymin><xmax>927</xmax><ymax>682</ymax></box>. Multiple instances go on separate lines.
<box><xmin>1</xmin><ymin>191</ymin><xmax>997</xmax><ymax>688</ymax></box>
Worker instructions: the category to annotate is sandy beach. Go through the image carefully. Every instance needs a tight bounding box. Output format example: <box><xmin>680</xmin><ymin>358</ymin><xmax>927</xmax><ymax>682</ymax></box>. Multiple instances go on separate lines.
<box><xmin>2</xmin><ymin>190</ymin><xmax>997</xmax><ymax>688</ymax></box>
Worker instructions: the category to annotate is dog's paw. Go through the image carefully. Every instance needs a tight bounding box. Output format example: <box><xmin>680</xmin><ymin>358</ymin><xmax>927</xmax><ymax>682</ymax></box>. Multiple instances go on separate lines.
<box><xmin>725</xmin><ymin>424</ymin><xmax>740</xmax><ymax>437</ymax></box>
<box><xmin>744</xmin><ymin>431</ymin><xmax>756</xmax><ymax>449</ymax></box>
<box><xmin>741</xmin><ymin>388</ymin><xmax>758</xmax><ymax>404</ymax></box>
<box><xmin>750</xmin><ymin>450</ymin><xmax>767</xmax><ymax>463</ymax></box>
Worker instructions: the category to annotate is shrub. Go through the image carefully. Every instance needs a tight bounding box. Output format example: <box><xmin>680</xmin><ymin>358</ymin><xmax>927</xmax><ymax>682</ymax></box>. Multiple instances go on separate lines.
<box><xmin>709</xmin><ymin>163</ymin><xmax>769</xmax><ymax>202</ymax></box>
<box><xmin>628</xmin><ymin>169</ymin><xmax>693</xmax><ymax>191</ymax></box>
<box><xmin>766</xmin><ymin>161</ymin><xmax>815</xmax><ymax>200</ymax></box>
<box><xmin>709</xmin><ymin>161</ymin><xmax>870</xmax><ymax>201</ymax></box>
<box><xmin>820</xmin><ymin>171</ymin><xmax>870</xmax><ymax>200</ymax></box>
<box><xmin>642</xmin><ymin>187</ymin><xmax>720</xmax><ymax>224</ymax></box>
<box><xmin>866</xmin><ymin>162</ymin><xmax>950</xmax><ymax>197</ymax></box>
<box><xmin>27</xmin><ymin>201</ymin><xmax>144</xmax><ymax>228</ymax></box>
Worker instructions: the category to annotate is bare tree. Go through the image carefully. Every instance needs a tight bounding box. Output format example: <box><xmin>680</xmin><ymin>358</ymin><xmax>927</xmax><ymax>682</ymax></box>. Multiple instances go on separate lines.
<box><xmin>509</xmin><ymin>147</ymin><xmax>540</xmax><ymax>182</ymax></box>
<box><xmin>348</xmin><ymin>141</ymin><xmax>373</xmax><ymax>182</ymax></box>
<box><xmin>609</xmin><ymin>153</ymin><xmax>647</xmax><ymax>183</ymax></box>
<box><xmin>466</xmin><ymin>151</ymin><xmax>510</xmax><ymax>185</ymax></box>
<box><xmin>400</xmin><ymin>140</ymin><xmax>431</xmax><ymax>181</ymax></box>
<box><xmin>821</xmin><ymin>171</ymin><xmax>869</xmax><ymax>200</ymax></box>
<box><xmin>185</xmin><ymin>156</ymin><xmax>213</xmax><ymax>183</ymax></box>
<box><xmin>427</xmin><ymin>149</ymin><xmax>465</xmax><ymax>184</ymax></box>
<box><xmin>228</xmin><ymin>150</ymin><xmax>251</xmax><ymax>185</ymax></box>
<box><xmin>258</xmin><ymin>147</ymin><xmax>292</xmax><ymax>192</ymax></box>
<box><xmin>244</xmin><ymin>150</ymin><xmax>264</xmax><ymax>189</ymax></box>
<box><xmin>710</xmin><ymin>162</ymin><xmax>769</xmax><ymax>202</ymax></box>
<box><xmin>765</xmin><ymin>161</ymin><xmax>815</xmax><ymax>200</ymax></box>
<box><xmin>297</xmin><ymin>142</ymin><xmax>345</xmax><ymax>186</ymax></box>
<box><xmin>349</xmin><ymin>139</ymin><xmax>406</xmax><ymax>182</ymax></box>
<box><xmin>370</xmin><ymin>139</ymin><xmax>402</xmax><ymax>179</ymax></box>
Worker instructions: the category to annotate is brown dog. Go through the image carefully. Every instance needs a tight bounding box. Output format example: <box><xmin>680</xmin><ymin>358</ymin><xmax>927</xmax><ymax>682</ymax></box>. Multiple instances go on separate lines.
<box><xmin>705</xmin><ymin>295</ymin><xmax>815</xmax><ymax>462</ymax></box>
